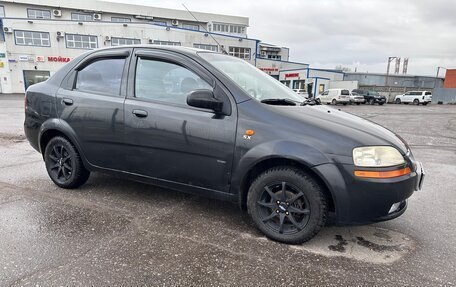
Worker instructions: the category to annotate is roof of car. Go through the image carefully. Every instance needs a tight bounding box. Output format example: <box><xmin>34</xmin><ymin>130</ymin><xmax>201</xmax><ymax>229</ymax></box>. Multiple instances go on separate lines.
<box><xmin>91</xmin><ymin>44</ymin><xmax>220</xmax><ymax>56</ymax></box>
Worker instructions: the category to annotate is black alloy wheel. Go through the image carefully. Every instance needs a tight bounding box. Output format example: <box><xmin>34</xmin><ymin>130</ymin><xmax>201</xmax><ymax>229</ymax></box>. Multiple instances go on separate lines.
<box><xmin>44</xmin><ymin>136</ymin><xmax>90</xmax><ymax>188</ymax></box>
<box><xmin>247</xmin><ymin>167</ymin><xmax>327</xmax><ymax>244</ymax></box>
<box><xmin>257</xmin><ymin>181</ymin><xmax>311</xmax><ymax>235</ymax></box>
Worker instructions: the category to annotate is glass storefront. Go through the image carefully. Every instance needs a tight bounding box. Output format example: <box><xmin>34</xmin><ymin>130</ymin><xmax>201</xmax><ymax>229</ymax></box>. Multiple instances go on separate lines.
<box><xmin>23</xmin><ymin>70</ymin><xmax>50</xmax><ymax>90</ymax></box>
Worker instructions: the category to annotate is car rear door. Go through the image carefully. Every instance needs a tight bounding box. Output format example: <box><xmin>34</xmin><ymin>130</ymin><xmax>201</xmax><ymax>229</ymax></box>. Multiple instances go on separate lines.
<box><xmin>123</xmin><ymin>49</ymin><xmax>237</xmax><ymax>192</ymax></box>
<box><xmin>56</xmin><ymin>48</ymin><xmax>131</xmax><ymax>170</ymax></box>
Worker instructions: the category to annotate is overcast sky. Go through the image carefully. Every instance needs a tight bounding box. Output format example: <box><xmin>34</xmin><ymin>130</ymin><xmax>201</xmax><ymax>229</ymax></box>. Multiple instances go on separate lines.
<box><xmin>113</xmin><ymin>0</ymin><xmax>455</xmax><ymax>76</ymax></box>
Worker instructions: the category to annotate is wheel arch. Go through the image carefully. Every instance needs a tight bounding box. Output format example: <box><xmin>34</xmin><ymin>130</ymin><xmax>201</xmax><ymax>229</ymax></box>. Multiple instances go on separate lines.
<box><xmin>237</xmin><ymin>156</ymin><xmax>335</xmax><ymax>214</ymax></box>
<box><xmin>38</xmin><ymin>119</ymin><xmax>91</xmax><ymax>170</ymax></box>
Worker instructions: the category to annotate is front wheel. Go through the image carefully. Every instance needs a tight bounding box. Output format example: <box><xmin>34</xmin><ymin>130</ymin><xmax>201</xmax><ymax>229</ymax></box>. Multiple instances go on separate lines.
<box><xmin>44</xmin><ymin>136</ymin><xmax>90</xmax><ymax>189</ymax></box>
<box><xmin>395</xmin><ymin>98</ymin><xmax>401</xmax><ymax>104</ymax></box>
<box><xmin>247</xmin><ymin>167</ymin><xmax>327</xmax><ymax>244</ymax></box>
<box><xmin>331</xmin><ymin>99</ymin><xmax>337</xmax><ymax>105</ymax></box>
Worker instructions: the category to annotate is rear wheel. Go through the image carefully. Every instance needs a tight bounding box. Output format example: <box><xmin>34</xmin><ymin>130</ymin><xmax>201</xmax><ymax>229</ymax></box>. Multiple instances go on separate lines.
<box><xmin>247</xmin><ymin>167</ymin><xmax>327</xmax><ymax>244</ymax></box>
<box><xmin>44</xmin><ymin>136</ymin><xmax>90</xmax><ymax>189</ymax></box>
<box><xmin>331</xmin><ymin>99</ymin><xmax>337</xmax><ymax>105</ymax></box>
<box><xmin>413</xmin><ymin>99</ymin><xmax>420</xmax><ymax>105</ymax></box>
<box><xmin>423</xmin><ymin>102</ymin><xmax>429</xmax><ymax>106</ymax></box>
<box><xmin>395</xmin><ymin>98</ymin><xmax>401</xmax><ymax>104</ymax></box>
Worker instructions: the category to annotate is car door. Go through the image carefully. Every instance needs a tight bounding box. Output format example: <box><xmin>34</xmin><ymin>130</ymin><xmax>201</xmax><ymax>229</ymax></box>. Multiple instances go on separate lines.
<box><xmin>56</xmin><ymin>48</ymin><xmax>131</xmax><ymax>170</ymax></box>
<box><xmin>123</xmin><ymin>49</ymin><xmax>237</xmax><ymax>192</ymax></box>
<box><xmin>402</xmin><ymin>92</ymin><xmax>412</xmax><ymax>102</ymax></box>
<box><xmin>319</xmin><ymin>90</ymin><xmax>329</xmax><ymax>102</ymax></box>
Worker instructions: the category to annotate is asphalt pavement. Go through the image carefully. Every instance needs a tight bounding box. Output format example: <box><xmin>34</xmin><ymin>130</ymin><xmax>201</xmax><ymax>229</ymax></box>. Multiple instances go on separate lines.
<box><xmin>1</xmin><ymin>94</ymin><xmax>455</xmax><ymax>286</ymax></box>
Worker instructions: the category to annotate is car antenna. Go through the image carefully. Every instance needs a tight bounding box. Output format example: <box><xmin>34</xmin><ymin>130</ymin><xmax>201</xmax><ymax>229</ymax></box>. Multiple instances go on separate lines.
<box><xmin>181</xmin><ymin>3</ymin><xmax>228</xmax><ymax>55</ymax></box>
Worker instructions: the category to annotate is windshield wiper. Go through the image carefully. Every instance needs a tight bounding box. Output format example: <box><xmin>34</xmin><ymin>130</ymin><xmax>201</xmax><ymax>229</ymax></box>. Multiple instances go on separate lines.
<box><xmin>301</xmin><ymin>98</ymin><xmax>321</xmax><ymax>106</ymax></box>
<box><xmin>260</xmin><ymin>98</ymin><xmax>297</xmax><ymax>106</ymax></box>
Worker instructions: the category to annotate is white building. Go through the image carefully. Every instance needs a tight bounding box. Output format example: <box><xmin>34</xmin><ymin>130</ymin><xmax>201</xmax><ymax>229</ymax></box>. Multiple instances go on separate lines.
<box><xmin>278</xmin><ymin>68</ymin><xmax>345</xmax><ymax>97</ymax></box>
<box><xmin>0</xmin><ymin>0</ymin><xmax>281</xmax><ymax>93</ymax></box>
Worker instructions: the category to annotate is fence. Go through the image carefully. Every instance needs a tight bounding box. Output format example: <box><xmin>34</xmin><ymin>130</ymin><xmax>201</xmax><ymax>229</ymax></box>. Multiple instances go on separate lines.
<box><xmin>432</xmin><ymin>88</ymin><xmax>456</xmax><ymax>104</ymax></box>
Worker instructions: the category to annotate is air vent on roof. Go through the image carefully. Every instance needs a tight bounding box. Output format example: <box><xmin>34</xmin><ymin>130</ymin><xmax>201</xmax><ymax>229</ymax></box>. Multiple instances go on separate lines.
<box><xmin>53</xmin><ymin>9</ymin><xmax>62</xmax><ymax>17</ymax></box>
<box><xmin>93</xmin><ymin>13</ymin><xmax>102</xmax><ymax>20</ymax></box>
<box><xmin>171</xmin><ymin>19</ymin><xmax>179</xmax><ymax>26</ymax></box>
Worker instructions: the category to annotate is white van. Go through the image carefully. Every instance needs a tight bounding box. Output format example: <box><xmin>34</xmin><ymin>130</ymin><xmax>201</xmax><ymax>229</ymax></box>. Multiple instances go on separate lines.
<box><xmin>394</xmin><ymin>91</ymin><xmax>432</xmax><ymax>105</ymax></box>
<box><xmin>317</xmin><ymin>89</ymin><xmax>351</xmax><ymax>105</ymax></box>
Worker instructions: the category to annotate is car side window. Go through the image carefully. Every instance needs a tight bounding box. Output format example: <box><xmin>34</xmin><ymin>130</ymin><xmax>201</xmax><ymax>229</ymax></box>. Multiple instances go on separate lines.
<box><xmin>75</xmin><ymin>58</ymin><xmax>126</xmax><ymax>96</ymax></box>
<box><xmin>135</xmin><ymin>57</ymin><xmax>213</xmax><ymax>105</ymax></box>
<box><xmin>321</xmin><ymin>91</ymin><xmax>329</xmax><ymax>95</ymax></box>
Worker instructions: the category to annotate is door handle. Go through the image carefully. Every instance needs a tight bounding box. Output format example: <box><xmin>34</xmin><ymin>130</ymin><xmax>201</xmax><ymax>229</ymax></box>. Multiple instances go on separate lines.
<box><xmin>132</xmin><ymin>109</ymin><xmax>148</xmax><ymax>118</ymax></box>
<box><xmin>62</xmin><ymin>98</ymin><xmax>73</xmax><ymax>106</ymax></box>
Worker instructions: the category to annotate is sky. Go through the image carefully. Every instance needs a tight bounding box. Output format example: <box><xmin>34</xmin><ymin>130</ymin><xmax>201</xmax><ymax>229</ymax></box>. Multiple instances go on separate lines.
<box><xmin>112</xmin><ymin>0</ymin><xmax>455</xmax><ymax>76</ymax></box>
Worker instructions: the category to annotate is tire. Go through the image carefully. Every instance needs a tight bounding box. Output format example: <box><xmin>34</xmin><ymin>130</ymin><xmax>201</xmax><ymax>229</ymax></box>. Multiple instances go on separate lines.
<box><xmin>413</xmin><ymin>99</ymin><xmax>420</xmax><ymax>105</ymax></box>
<box><xmin>423</xmin><ymin>102</ymin><xmax>429</xmax><ymax>106</ymax></box>
<box><xmin>342</xmin><ymin>103</ymin><xmax>347</xmax><ymax>106</ymax></box>
<box><xmin>44</xmin><ymin>136</ymin><xmax>90</xmax><ymax>189</ymax></box>
<box><xmin>395</xmin><ymin>98</ymin><xmax>401</xmax><ymax>104</ymax></box>
<box><xmin>247</xmin><ymin>167</ymin><xmax>327</xmax><ymax>244</ymax></box>
<box><xmin>369</xmin><ymin>98</ymin><xmax>375</xmax><ymax>105</ymax></box>
<box><xmin>331</xmin><ymin>99</ymin><xmax>337</xmax><ymax>105</ymax></box>
<box><xmin>379</xmin><ymin>103</ymin><xmax>384</xmax><ymax>106</ymax></box>
<box><xmin>356</xmin><ymin>103</ymin><xmax>361</xmax><ymax>105</ymax></box>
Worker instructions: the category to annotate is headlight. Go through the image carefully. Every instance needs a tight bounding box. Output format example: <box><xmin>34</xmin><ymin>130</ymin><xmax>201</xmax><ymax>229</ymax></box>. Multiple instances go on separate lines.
<box><xmin>353</xmin><ymin>146</ymin><xmax>405</xmax><ymax>167</ymax></box>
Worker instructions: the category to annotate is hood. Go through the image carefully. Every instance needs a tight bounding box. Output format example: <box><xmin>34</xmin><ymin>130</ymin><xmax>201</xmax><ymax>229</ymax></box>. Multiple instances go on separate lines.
<box><xmin>270</xmin><ymin>105</ymin><xmax>408</xmax><ymax>155</ymax></box>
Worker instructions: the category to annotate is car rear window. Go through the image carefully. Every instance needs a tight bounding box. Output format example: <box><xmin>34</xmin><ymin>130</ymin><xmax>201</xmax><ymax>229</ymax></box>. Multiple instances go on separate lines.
<box><xmin>341</xmin><ymin>90</ymin><xmax>350</xmax><ymax>95</ymax></box>
<box><xmin>425</xmin><ymin>92</ymin><xmax>431</xmax><ymax>95</ymax></box>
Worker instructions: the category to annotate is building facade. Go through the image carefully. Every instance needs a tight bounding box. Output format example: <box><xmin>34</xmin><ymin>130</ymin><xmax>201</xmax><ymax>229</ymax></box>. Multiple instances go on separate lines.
<box><xmin>443</xmin><ymin>69</ymin><xmax>456</xmax><ymax>88</ymax></box>
<box><xmin>278</xmin><ymin>68</ymin><xmax>344</xmax><ymax>97</ymax></box>
<box><xmin>0</xmin><ymin>0</ymin><xmax>299</xmax><ymax>93</ymax></box>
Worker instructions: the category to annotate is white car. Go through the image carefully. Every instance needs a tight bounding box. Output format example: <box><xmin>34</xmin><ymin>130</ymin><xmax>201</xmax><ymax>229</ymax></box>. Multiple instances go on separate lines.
<box><xmin>317</xmin><ymin>89</ymin><xmax>350</xmax><ymax>105</ymax></box>
<box><xmin>349</xmin><ymin>92</ymin><xmax>366</xmax><ymax>105</ymax></box>
<box><xmin>293</xmin><ymin>89</ymin><xmax>309</xmax><ymax>99</ymax></box>
<box><xmin>395</xmin><ymin>91</ymin><xmax>432</xmax><ymax>105</ymax></box>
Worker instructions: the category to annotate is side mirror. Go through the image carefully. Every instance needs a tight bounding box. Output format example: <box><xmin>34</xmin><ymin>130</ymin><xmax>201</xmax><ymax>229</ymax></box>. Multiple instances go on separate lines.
<box><xmin>187</xmin><ymin>89</ymin><xmax>223</xmax><ymax>113</ymax></box>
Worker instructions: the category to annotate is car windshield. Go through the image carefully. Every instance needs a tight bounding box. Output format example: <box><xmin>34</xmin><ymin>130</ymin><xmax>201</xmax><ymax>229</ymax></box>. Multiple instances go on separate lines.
<box><xmin>370</xmin><ymin>91</ymin><xmax>379</xmax><ymax>96</ymax></box>
<box><xmin>198</xmin><ymin>52</ymin><xmax>305</xmax><ymax>103</ymax></box>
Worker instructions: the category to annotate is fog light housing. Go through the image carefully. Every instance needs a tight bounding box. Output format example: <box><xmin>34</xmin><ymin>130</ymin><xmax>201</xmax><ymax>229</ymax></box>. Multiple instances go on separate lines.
<box><xmin>388</xmin><ymin>202</ymin><xmax>402</xmax><ymax>214</ymax></box>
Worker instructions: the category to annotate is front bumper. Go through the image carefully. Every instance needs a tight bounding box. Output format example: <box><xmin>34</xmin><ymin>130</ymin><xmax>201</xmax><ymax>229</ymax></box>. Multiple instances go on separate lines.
<box><xmin>313</xmin><ymin>160</ymin><xmax>423</xmax><ymax>225</ymax></box>
<box><xmin>375</xmin><ymin>97</ymin><xmax>386</xmax><ymax>104</ymax></box>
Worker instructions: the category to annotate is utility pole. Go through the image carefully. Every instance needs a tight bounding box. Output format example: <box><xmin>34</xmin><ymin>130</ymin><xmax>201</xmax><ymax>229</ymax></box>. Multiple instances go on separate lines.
<box><xmin>385</xmin><ymin>56</ymin><xmax>397</xmax><ymax>86</ymax></box>
<box><xmin>434</xmin><ymin>66</ymin><xmax>446</xmax><ymax>89</ymax></box>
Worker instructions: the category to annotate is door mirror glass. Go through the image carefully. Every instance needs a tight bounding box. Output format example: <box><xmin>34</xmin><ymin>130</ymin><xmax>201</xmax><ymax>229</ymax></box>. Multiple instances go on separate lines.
<box><xmin>187</xmin><ymin>89</ymin><xmax>223</xmax><ymax>113</ymax></box>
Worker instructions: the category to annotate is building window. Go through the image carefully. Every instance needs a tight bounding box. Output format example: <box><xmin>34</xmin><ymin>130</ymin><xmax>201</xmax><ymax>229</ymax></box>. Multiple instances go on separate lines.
<box><xmin>66</xmin><ymin>34</ymin><xmax>97</xmax><ymax>49</ymax></box>
<box><xmin>152</xmin><ymin>40</ymin><xmax>181</xmax><ymax>46</ymax></box>
<box><xmin>76</xmin><ymin>58</ymin><xmax>126</xmax><ymax>96</ymax></box>
<box><xmin>213</xmin><ymin>23</ymin><xmax>246</xmax><ymax>34</ymax></box>
<box><xmin>229</xmin><ymin>47</ymin><xmax>251</xmax><ymax>60</ymax></box>
<box><xmin>14</xmin><ymin>30</ymin><xmax>50</xmax><ymax>47</ymax></box>
<box><xmin>319</xmin><ymin>84</ymin><xmax>325</xmax><ymax>94</ymax></box>
<box><xmin>193</xmin><ymin>43</ymin><xmax>218</xmax><ymax>52</ymax></box>
<box><xmin>111</xmin><ymin>17</ymin><xmax>131</xmax><ymax>22</ymax></box>
<box><xmin>152</xmin><ymin>20</ymin><xmax>167</xmax><ymax>26</ymax></box>
<box><xmin>111</xmin><ymin>37</ymin><xmax>140</xmax><ymax>46</ymax></box>
<box><xmin>182</xmin><ymin>23</ymin><xmax>199</xmax><ymax>31</ymax></box>
<box><xmin>71</xmin><ymin>12</ymin><xmax>93</xmax><ymax>21</ymax></box>
<box><xmin>0</xmin><ymin>6</ymin><xmax>5</xmax><ymax>18</ymax></box>
<box><xmin>27</xmin><ymin>9</ymin><xmax>51</xmax><ymax>19</ymax></box>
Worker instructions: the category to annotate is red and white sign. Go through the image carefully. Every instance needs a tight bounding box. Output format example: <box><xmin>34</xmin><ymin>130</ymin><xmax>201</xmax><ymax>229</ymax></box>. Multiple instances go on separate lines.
<box><xmin>259</xmin><ymin>67</ymin><xmax>279</xmax><ymax>72</ymax></box>
<box><xmin>36</xmin><ymin>55</ymin><xmax>45</xmax><ymax>62</ymax></box>
<box><xmin>48</xmin><ymin>56</ymin><xmax>71</xmax><ymax>63</ymax></box>
<box><xmin>284</xmin><ymin>73</ymin><xmax>299</xmax><ymax>78</ymax></box>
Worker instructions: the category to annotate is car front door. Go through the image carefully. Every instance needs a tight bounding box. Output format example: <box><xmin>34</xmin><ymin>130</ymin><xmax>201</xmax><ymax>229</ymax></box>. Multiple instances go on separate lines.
<box><xmin>56</xmin><ymin>48</ymin><xmax>131</xmax><ymax>170</ymax></box>
<box><xmin>123</xmin><ymin>49</ymin><xmax>237</xmax><ymax>192</ymax></box>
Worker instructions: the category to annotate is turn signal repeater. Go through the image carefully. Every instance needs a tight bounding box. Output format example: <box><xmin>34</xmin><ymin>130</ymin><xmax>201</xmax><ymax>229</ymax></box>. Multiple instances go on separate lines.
<box><xmin>243</xmin><ymin>129</ymin><xmax>255</xmax><ymax>140</ymax></box>
<box><xmin>354</xmin><ymin>167</ymin><xmax>412</xmax><ymax>179</ymax></box>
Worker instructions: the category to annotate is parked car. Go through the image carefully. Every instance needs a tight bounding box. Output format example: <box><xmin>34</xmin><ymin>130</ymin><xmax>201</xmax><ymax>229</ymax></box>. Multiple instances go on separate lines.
<box><xmin>24</xmin><ymin>46</ymin><xmax>424</xmax><ymax>244</ymax></box>
<box><xmin>349</xmin><ymin>91</ymin><xmax>366</xmax><ymax>105</ymax></box>
<box><xmin>352</xmin><ymin>89</ymin><xmax>386</xmax><ymax>105</ymax></box>
<box><xmin>292</xmin><ymin>89</ymin><xmax>309</xmax><ymax>99</ymax></box>
<box><xmin>317</xmin><ymin>89</ymin><xmax>350</xmax><ymax>105</ymax></box>
<box><xmin>394</xmin><ymin>91</ymin><xmax>432</xmax><ymax>105</ymax></box>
